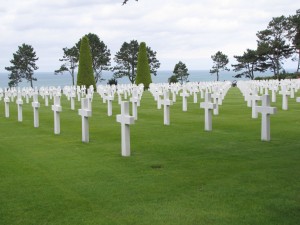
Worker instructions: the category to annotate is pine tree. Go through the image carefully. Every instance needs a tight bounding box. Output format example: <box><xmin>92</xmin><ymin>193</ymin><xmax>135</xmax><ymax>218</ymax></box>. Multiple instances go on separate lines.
<box><xmin>76</xmin><ymin>36</ymin><xmax>96</xmax><ymax>90</ymax></box>
<box><xmin>135</xmin><ymin>42</ymin><xmax>152</xmax><ymax>89</ymax></box>
<box><xmin>5</xmin><ymin>43</ymin><xmax>38</xmax><ymax>88</ymax></box>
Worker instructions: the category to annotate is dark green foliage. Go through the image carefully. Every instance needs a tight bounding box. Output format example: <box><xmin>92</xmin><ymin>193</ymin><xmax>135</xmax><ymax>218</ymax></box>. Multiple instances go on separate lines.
<box><xmin>55</xmin><ymin>46</ymin><xmax>79</xmax><ymax>85</ymax></box>
<box><xmin>254</xmin><ymin>71</ymin><xmax>300</xmax><ymax>80</ymax></box>
<box><xmin>286</xmin><ymin>11</ymin><xmax>300</xmax><ymax>72</ymax></box>
<box><xmin>232</xmin><ymin>49</ymin><xmax>267</xmax><ymax>80</ymax></box>
<box><xmin>107</xmin><ymin>78</ymin><xmax>118</xmax><ymax>86</ymax></box>
<box><xmin>256</xmin><ymin>16</ymin><xmax>294</xmax><ymax>78</ymax></box>
<box><xmin>135</xmin><ymin>42</ymin><xmax>152</xmax><ymax>89</ymax></box>
<box><xmin>168</xmin><ymin>75</ymin><xmax>178</xmax><ymax>84</ymax></box>
<box><xmin>171</xmin><ymin>61</ymin><xmax>189</xmax><ymax>84</ymax></box>
<box><xmin>76</xmin><ymin>36</ymin><xmax>96</xmax><ymax>90</ymax></box>
<box><xmin>76</xmin><ymin>33</ymin><xmax>111</xmax><ymax>83</ymax></box>
<box><xmin>210</xmin><ymin>51</ymin><xmax>230</xmax><ymax>81</ymax></box>
<box><xmin>5</xmin><ymin>43</ymin><xmax>38</xmax><ymax>88</ymax></box>
<box><xmin>122</xmin><ymin>0</ymin><xmax>138</xmax><ymax>5</ymax></box>
<box><xmin>113</xmin><ymin>40</ymin><xmax>160</xmax><ymax>84</ymax></box>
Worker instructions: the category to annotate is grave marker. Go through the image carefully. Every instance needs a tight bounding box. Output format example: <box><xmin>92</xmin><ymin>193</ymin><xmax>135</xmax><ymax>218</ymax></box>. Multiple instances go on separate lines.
<box><xmin>4</xmin><ymin>95</ymin><xmax>10</xmax><ymax>118</ymax></box>
<box><xmin>200</xmin><ymin>92</ymin><xmax>216</xmax><ymax>131</ymax></box>
<box><xmin>163</xmin><ymin>91</ymin><xmax>173</xmax><ymax>125</ymax></box>
<box><xmin>16</xmin><ymin>93</ymin><xmax>23</xmax><ymax>122</ymax></box>
<box><xmin>78</xmin><ymin>98</ymin><xmax>92</xmax><ymax>143</ymax></box>
<box><xmin>32</xmin><ymin>93</ymin><xmax>40</xmax><ymax>128</ymax></box>
<box><xmin>279</xmin><ymin>85</ymin><xmax>290</xmax><ymax>110</ymax></box>
<box><xmin>256</xmin><ymin>94</ymin><xmax>277</xmax><ymax>141</ymax></box>
<box><xmin>116</xmin><ymin>101</ymin><xmax>135</xmax><ymax>157</ymax></box>
<box><xmin>52</xmin><ymin>96</ymin><xmax>62</xmax><ymax>134</ymax></box>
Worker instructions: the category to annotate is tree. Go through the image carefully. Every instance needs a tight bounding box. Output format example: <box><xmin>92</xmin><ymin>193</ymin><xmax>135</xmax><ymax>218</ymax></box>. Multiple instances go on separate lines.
<box><xmin>54</xmin><ymin>46</ymin><xmax>78</xmax><ymax>85</ymax></box>
<box><xmin>135</xmin><ymin>42</ymin><xmax>152</xmax><ymax>89</ymax></box>
<box><xmin>209</xmin><ymin>51</ymin><xmax>230</xmax><ymax>81</ymax></box>
<box><xmin>168</xmin><ymin>75</ymin><xmax>178</xmax><ymax>84</ymax></box>
<box><xmin>122</xmin><ymin>0</ymin><xmax>138</xmax><ymax>5</ymax></box>
<box><xmin>286</xmin><ymin>10</ymin><xmax>300</xmax><ymax>72</ymax></box>
<box><xmin>76</xmin><ymin>33</ymin><xmax>111</xmax><ymax>83</ymax></box>
<box><xmin>171</xmin><ymin>61</ymin><xmax>189</xmax><ymax>84</ymax></box>
<box><xmin>5</xmin><ymin>43</ymin><xmax>38</xmax><ymax>88</ymax></box>
<box><xmin>232</xmin><ymin>49</ymin><xmax>267</xmax><ymax>80</ymax></box>
<box><xmin>113</xmin><ymin>40</ymin><xmax>160</xmax><ymax>84</ymax></box>
<box><xmin>256</xmin><ymin>16</ymin><xmax>294</xmax><ymax>78</ymax></box>
<box><xmin>77</xmin><ymin>36</ymin><xmax>96</xmax><ymax>90</ymax></box>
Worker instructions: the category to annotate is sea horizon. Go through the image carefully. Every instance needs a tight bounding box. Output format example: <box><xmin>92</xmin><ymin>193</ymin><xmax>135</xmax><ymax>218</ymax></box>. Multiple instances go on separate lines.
<box><xmin>0</xmin><ymin>69</ymin><xmax>295</xmax><ymax>88</ymax></box>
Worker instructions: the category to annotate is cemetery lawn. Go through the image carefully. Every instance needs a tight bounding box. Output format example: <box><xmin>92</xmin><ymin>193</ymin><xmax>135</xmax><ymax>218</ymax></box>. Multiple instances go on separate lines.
<box><xmin>0</xmin><ymin>87</ymin><xmax>300</xmax><ymax>225</ymax></box>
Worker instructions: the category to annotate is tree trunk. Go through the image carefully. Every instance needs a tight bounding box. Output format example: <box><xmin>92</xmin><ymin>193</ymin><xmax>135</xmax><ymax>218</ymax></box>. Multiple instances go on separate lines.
<box><xmin>71</xmin><ymin>70</ymin><xmax>75</xmax><ymax>86</ymax></box>
<box><xmin>297</xmin><ymin>50</ymin><xmax>300</xmax><ymax>73</ymax></box>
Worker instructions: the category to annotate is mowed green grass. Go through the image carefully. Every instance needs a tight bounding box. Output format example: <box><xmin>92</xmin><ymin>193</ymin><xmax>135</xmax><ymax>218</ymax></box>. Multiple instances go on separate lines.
<box><xmin>0</xmin><ymin>87</ymin><xmax>299</xmax><ymax>225</ymax></box>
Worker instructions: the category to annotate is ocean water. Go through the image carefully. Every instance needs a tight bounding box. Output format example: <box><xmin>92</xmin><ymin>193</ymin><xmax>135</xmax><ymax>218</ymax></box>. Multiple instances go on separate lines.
<box><xmin>0</xmin><ymin>70</ymin><xmax>264</xmax><ymax>88</ymax></box>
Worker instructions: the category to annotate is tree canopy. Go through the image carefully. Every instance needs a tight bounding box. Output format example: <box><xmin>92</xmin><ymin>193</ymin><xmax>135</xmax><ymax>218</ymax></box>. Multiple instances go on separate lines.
<box><xmin>232</xmin><ymin>49</ymin><xmax>267</xmax><ymax>80</ymax></box>
<box><xmin>135</xmin><ymin>42</ymin><xmax>152</xmax><ymax>89</ymax></box>
<box><xmin>171</xmin><ymin>61</ymin><xmax>189</xmax><ymax>84</ymax></box>
<box><xmin>55</xmin><ymin>33</ymin><xmax>110</xmax><ymax>84</ymax></box>
<box><xmin>113</xmin><ymin>40</ymin><xmax>160</xmax><ymax>84</ymax></box>
<box><xmin>209</xmin><ymin>51</ymin><xmax>230</xmax><ymax>81</ymax></box>
<box><xmin>5</xmin><ymin>43</ymin><xmax>39</xmax><ymax>88</ymax></box>
<box><xmin>256</xmin><ymin>16</ymin><xmax>294</xmax><ymax>78</ymax></box>
<box><xmin>122</xmin><ymin>0</ymin><xmax>138</xmax><ymax>5</ymax></box>
<box><xmin>76</xmin><ymin>36</ymin><xmax>96</xmax><ymax>90</ymax></box>
<box><xmin>54</xmin><ymin>46</ymin><xmax>78</xmax><ymax>85</ymax></box>
<box><xmin>76</xmin><ymin>33</ymin><xmax>111</xmax><ymax>83</ymax></box>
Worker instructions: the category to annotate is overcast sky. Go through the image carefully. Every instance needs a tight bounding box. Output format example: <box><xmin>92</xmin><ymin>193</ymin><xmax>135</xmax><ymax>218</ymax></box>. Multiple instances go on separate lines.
<box><xmin>0</xmin><ymin>0</ymin><xmax>298</xmax><ymax>72</ymax></box>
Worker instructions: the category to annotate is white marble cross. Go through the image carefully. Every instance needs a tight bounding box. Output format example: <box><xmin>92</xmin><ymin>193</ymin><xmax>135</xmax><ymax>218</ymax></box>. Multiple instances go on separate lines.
<box><xmin>106</xmin><ymin>94</ymin><xmax>114</xmax><ymax>117</ymax></box>
<box><xmin>4</xmin><ymin>95</ymin><xmax>10</xmax><ymax>118</ymax></box>
<box><xmin>180</xmin><ymin>88</ymin><xmax>189</xmax><ymax>112</ymax></box>
<box><xmin>44</xmin><ymin>92</ymin><xmax>49</xmax><ymax>106</ymax></box>
<box><xmin>279</xmin><ymin>85</ymin><xmax>290</xmax><ymax>110</ymax></box>
<box><xmin>52</xmin><ymin>96</ymin><xmax>62</xmax><ymax>134</ymax></box>
<box><xmin>16</xmin><ymin>92</ymin><xmax>23</xmax><ymax>122</ymax></box>
<box><xmin>156</xmin><ymin>91</ymin><xmax>163</xmax><ymax>109</ymax></box>
<box><xmin>32</xmin><ymin>93</ymin><xmax>40</xmax><ymax>128</ymax></box>
<box><xmin>250</xmin><ymin>90</ymin><xmax>262</xmax><ymax>119</ymax></box>
<box><xmin>70</xmin><ymin>91</ymin><xmax>76</xmax><ymax>110</ymax></box>
<box><xmin>163</xmin><ymin>91</ymin><xmax>173</xmax><ymax>125</ymax></box>
<box><xmin>200</xmin><ymin>92</ymin><xmax>216</xmax><ymax>131</ymax></box>
<box><xmin>256</xmin><ymin>94</ymin><xmax>277</xmax><ymax>141</ymax></box>
<box><xmin>130</xmin><ymin>89</ymin><xmax>139</xmax><ymax>120</ymax></box>
<box><xmin>78</xmin><ymin>98</ymin><xmax>92</xmax><ymax>143</ymax></box>
<box><xmin>116</xmin><ymin>101</ymin><xmax>135</xmax><ymax>157</ymax></box>
<box><xmin>211</xmin><ymin>92</ymin><xmax>220</xmax><ymax>115</ymax></box>
<box><xmin>270</xmin><ymin>86</ymin><xmax>278</xmax><ymax>103</ymax></box>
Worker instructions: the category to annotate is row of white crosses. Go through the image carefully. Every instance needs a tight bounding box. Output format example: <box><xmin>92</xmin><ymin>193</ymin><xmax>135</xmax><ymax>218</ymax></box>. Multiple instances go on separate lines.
<box><xmin>237</xmin><ymin>79</ymin><xmax>300</xmax><ymax>141</ymax></box>
<box><xmin>149</xmin><ymin>82</ymin><xmax>231</xmax><ymax>129</ymax></box>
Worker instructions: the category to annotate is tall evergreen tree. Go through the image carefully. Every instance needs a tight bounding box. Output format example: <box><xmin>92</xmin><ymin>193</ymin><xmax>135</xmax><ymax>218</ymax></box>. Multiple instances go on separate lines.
<box><xmin>77</xmin><ymin>36</ymin><xmax>96</xmax><ymax>90</ymax></box>
<box><xmin>5</xmin><ymin>43</ymin><xmax>38</xmax><ymax>88</ymax></box>
<box><xmin>209</xmin><ymin>51</ymin><xmax>230</xmax><ymax>81</ymax></box>
<box><xmin>76</xmin><ymin>33</ymin><xmax>111</xmax><ymax>83</ymax></box>
<box><xmin>113</xmin><ymin>40</ymin><xmax>160</xmax><ymax>84</ymax></box>
<box><xmin>135</xmin><ymin>42</ymin><xmax>152</xmax><ymax>89</ymax></box>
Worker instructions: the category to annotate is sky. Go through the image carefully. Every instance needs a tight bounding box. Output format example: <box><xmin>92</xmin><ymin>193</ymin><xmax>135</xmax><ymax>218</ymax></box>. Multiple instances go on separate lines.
<box><xmin>0</xmin><ymin>0</ymin><xmax>299</xmax><ymax>72</ymax></box>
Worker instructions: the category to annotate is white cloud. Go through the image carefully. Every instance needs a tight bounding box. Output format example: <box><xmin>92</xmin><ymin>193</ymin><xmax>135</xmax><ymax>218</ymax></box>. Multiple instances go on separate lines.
<box><xmin>0</xmin><ymin>0</ymin><xmax>299</xmax><ymax>72</ymax></box>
